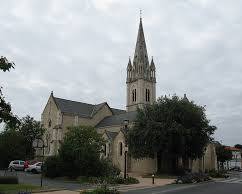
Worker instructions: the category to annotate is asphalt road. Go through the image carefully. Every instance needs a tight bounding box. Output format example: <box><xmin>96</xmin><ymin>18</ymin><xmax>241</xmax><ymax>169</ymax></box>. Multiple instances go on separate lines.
<box><xmin>123</xmin><ymin>172</ymin><xmax>242</xmax><ymax>194</ymax></box>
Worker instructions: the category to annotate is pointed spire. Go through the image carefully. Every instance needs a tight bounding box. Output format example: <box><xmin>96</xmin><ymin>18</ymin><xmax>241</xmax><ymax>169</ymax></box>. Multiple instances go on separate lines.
<box><xmin>183</xmin><ymin>94</ymin><xmax>189</xmax><ymax>101</ymax></box>
<box><xmin>150</xmin><ymin>56</ymin><xmax>155</xmax><ymax>70</ymax></box>
<box><xmin>133</xmin><ymin>17</ymin><xmax>149</xmax><ymax>67</ymax></box>
<box><xmin>127</xmin><ymin>57</ymin><xmax>132</xmax><ymax>70</ymax></box>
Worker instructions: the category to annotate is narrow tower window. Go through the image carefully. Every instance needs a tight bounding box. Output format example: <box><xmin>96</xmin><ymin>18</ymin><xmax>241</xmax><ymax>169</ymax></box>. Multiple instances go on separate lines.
<box><xmin>119</xmin><ymin>142</ymin><xmax>123</xmax><ymax>156</ymax></box>
<box><xmin>146</xmin><ymin>89</ymin><xmax>150</xmax><ymax>102</ymax></box>
<box><xmin>134</xmin><ymin>89</ymin><xmax>137</xmax><ymax>102</ymax></box>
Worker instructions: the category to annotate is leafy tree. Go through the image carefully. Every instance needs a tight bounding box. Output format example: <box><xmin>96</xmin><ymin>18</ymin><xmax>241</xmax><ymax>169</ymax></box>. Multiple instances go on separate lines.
<box><xmin>0</xmin><ymin>130</ymin><xmax>27</xmax><ymax>168</ymax></box>
<box><xmin>128</xmin><ymin>95</ymin><xmax>216</xmax><ymax>172</ymax></box>
<box><xmin>4</xmin><ymin>115</ymin><xmax>46</xmax><ymax>160</ymax></box>
<box><xmin>58</xmin><ymin>125</ymin><xmax>105</xmax><ymax>178</ymax></box>
<box><xmin>0</xmin><ymin>56</ymin><xmax>19</xmax><ymax>128</ymax></box>
<box><xmin>216</xmin><ymin>145</ymin><xmax>232</xmax><ymax>169</ymax></box>
<box><xmin>234</xmin><ymin>144</ymin><xmax>242</xmax><ymax>150</ymax></box>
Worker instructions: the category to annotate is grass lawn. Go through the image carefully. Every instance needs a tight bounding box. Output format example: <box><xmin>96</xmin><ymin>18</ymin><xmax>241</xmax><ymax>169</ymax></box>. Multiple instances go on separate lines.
<box><xmin>0</xmin><ymin>184</ymin><xmax>40</xmax><ymax>194</ymax></box>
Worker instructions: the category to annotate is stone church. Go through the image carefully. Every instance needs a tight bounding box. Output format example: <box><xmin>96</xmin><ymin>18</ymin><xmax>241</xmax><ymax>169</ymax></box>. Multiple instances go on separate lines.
<box><xmin>41</xmin><ymin>18</ymin><xmax>217</xmax><ymax>174</ymax></box>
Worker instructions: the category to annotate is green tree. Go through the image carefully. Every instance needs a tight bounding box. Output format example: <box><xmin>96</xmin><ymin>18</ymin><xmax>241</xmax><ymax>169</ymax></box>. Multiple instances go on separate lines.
<box><xmin>234</xmin><ymin>144</ymin><xmax>242</xmax><ymax>150</ymax></box>
<box><xmin>58</xmin><ymin>125</ymin><xmax>105</xmax><ymax>178</ymax></box>
<box><xmin>0</xmin><ymin>130</ymin><xmax>27</xmax><ymax>168</ymax></box>
<box><xmin>128</xmin><ymin>95</ymin><xmax>216</xmax><ymax>172</ymax></box>
<box><xmin>216</xmin><ymin>145</ymin><xmax>232</xmax><ymax>170</ymax></box>
<box><xmin>0</xmin><ymin>56</ymin><xmax>19</xmax><ymax>128</ymax></box>
<box><xmin>4</xmin><ymin>115</ymin><xmax>46</xmax><ymax>159</ymax></box>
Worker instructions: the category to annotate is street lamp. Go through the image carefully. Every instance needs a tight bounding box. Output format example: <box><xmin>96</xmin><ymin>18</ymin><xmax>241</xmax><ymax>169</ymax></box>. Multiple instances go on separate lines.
<box><xmin>32</xmin><ymin>138</ymin><xmax>46</xmax><ymax>187</ymax></box>
<box><xmin>123</xmin><ymin>119</ymin><xmax>129</xmax><ymax>179</ymax></box>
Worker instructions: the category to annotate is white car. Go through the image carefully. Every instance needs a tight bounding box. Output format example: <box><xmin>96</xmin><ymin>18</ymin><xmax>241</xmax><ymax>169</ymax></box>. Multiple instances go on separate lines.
<box><xmin>25</xmin><ymin>162</ymin><xmax>43</xmax><ymax>174</ymax></box>
<box><xmin>8</xmin><ymin>160</ymin><xmax>25</xmax><ymax>171</ymax></box>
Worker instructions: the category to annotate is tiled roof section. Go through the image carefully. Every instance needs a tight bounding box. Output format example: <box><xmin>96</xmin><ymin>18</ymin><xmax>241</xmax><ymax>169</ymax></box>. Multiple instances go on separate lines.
<box><xmin>96</xmin><ymin>111</ymin><xmax>137</xmax><ymax>128</ymax></box>
<box><xmin>111</xmin><ymin>108</ymin><xmax>126</xmax><ymax>115</ymax></box>
<box><xmin>105</xmin><ymin>131</ymin><xmax>118</xmax><ymax>140</ymax></box>
<box><xmin>54</xmin><ymin>97</ymin><xmax>94</xmax><ymax>117</ymax></box>
<box><xmin>53</xmin><ymin>97</ymin><xmax>125</xmax><ymax>118</ymax></box>
<box><xmin>91</xmin><ymin>102</ymin><xmax>106</xmax><ymax>116</ymax></box>
<box><xmin>224</xmin><ymin>146</ymin><xmax>241</xmax><ymax>152</ymax></box>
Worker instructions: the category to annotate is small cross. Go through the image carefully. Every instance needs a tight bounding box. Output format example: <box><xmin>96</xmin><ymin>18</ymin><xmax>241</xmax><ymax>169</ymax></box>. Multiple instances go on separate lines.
<box><xmin>140</xmin><ymin>9</ymin><xmax>142</xmax><ymax>19</ymax></box>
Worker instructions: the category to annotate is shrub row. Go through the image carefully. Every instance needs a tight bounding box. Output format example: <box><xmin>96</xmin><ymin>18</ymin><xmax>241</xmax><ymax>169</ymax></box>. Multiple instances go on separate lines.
<box><xmin>81</xmin><ymin>184</ymin><xmax>120</xmax><ymax>194</ymax></box>
<box><xmin>208</xmin><ymin>170</ymin><xmax>229</xmax><ymax>178</ymax></box>
<box><xmin>43</xmin><ymin>156</ymin><xmax>120</xmax><ymax>179</ymax></box>
<box><xmin>0</xmin><ymin>176</ymin><xmax>19</xmax><ymax>184</ymax></box>
<box><xmin>78</xmin><ymin>176</ymin><xmax>139</xmax><ymax>185</ymax></box>
<box><xmin>176</xmin><ymin>172</ymin><xmax>210</xmax><ymax>184</ymax></box>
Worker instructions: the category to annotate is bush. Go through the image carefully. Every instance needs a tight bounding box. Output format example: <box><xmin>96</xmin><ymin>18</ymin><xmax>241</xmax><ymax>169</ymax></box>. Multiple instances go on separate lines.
<box><xmin>43</xmin><ymin>156</ymin><xmax>62</xmax><ymax>178</ymax></box>
<box><xmin>0</xmin><ymin>176</ymin><xmax>18</xmax><ymax>184</ymax></box>
<box><xmin>208</xmin><ymin>170</ymin><xmax>229</xmax><ymax>178</ymax></box>
<box><xmin>81</xmin><ymin>184</ymin><xmax>120</xmax><ymax>194</ymax></box>
<box><xmin>95</xmin><ymin>159</ymin><xmax>121</xmax><ymax>177</ymax></box>
<box><xmin>104</xmin><ymin>176</ymin><xmax>139</xmax><ymax>185</ymax></box>
<box><xmin>175</xmin><ymin>172</ymin><xmax>211</xmax><ymax>184</ymax></box>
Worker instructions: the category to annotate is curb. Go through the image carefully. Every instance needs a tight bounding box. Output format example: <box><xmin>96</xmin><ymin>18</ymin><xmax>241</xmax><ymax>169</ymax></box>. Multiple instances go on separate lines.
<box><xmin>32</xmin><ymin>188</ymin><xmax>67</xmax><ymax>193</ymax></box>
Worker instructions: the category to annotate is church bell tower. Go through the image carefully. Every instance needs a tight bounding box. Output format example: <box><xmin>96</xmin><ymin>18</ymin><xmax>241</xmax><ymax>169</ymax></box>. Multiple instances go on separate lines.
<box><xmin>126</xmin><ymin>17</ymin><xmax>156</xmax><ymax>112</ymax></box>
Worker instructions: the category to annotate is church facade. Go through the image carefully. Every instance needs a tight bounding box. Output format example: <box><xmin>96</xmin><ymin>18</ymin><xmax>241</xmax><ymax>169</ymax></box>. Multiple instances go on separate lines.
<box><xmin>41</xmin><ymin>18</ymin><xmax>217</xmax><ymax>174</ymax></box>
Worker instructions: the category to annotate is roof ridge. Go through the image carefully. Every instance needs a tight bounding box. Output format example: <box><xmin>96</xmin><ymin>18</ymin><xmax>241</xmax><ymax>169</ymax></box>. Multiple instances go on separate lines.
<box><xmin>54</xmin><ymin>97</ymin><xmax>95</xmax><ymax>106</ymax></box>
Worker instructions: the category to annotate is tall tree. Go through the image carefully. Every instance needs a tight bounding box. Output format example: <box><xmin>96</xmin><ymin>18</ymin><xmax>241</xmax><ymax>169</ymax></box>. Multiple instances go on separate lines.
<box><xmin>0</xmin><ymin>130</ymin><xmax>27</xmax><ymax>168</ymax></box>
<box><xmin>0</xmin><ymin>56</ymin><xmax>19</xmax><ymax>128</ymax></box>
<box><xmin>4</xmin><ymin>115</ymin><xmax>46</xmax><ymax>159</ymax></box>
<box><xmin>128</xmin><ymin>95</ymin><xmax>216</xmax><ymax>172</ymax></box>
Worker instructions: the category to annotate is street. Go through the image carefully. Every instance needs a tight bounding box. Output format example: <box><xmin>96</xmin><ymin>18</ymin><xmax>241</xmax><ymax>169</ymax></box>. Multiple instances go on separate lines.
<box><xmin>1</xmin><ymin>170</ymin><xmax>242</xmax><ymax>193</ymax></box>
<box><xmin>123</xmin><ymin>172</ymin><xmax>242</xmax><ymax>194</ymax></box>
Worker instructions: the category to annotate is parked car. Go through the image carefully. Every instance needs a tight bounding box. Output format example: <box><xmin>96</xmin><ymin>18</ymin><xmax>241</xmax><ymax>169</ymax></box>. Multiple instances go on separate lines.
<box><xmin>24</xmin><ymin>160</ymin><xmax>38</xmax><ymax>170</ymax></box>
<box><xmin>8</xmin><ymin>160</ymin><xmax>25</xmax><ymax>171</ymax></box>
<box><xmin>25</xmin><ymin>162</ymin><xmax>43</xmax><ymax>174</ymax></box>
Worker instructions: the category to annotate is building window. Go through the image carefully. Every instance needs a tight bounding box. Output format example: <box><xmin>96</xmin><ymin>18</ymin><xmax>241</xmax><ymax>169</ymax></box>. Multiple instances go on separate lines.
<box><xmin>132</xmin><ymin>89</ymin><xmax>137</xmax><ymax>102</ymax></box>
<box><xmin>104</xmin><ymin>144</ymin><xmax>107</xmax><ymax>156</ymax></box>
<box><xmin>119</xmin><ymin>142</ymin><xmax>123</xmax><ymax>156</ymax></box>
<box><xmin>48</xmin><ymin>119</ymin><xmax>52</xmax><ymax>127</ymax></box>
<box><xmin>146</xmin><ymin>89</ymin><xmax>150</xmax><ymax>102</ymax></box>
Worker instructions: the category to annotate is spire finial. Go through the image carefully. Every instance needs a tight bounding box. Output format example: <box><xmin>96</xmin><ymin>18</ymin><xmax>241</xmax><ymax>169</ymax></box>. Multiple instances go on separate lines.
<box><xmin>140</xmin><ymin>9</ymin><xmax>142</xmax><ymax>20</ymax></box>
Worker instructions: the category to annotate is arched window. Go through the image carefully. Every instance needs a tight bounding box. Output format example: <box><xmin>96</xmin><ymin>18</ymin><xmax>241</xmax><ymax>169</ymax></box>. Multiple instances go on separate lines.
<box><xmin>132</xmin><ymin>89</ymin><xmax>137</xmax><ymax>102</ymax></box>
<box><xmin>104</xmin><ymin>144</ymin><xmax>107</xmax><ymax>156</ymax></box>
<box><xmin>119</xmin><ymin>142</ymin><xmax>123</xmax><ymax>156</ymax></box>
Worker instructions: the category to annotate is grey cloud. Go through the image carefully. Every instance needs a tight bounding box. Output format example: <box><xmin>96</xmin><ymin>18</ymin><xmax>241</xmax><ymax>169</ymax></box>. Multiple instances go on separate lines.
<box><xmin>0</xmin><ymin>0</ymin><xmax>242</xmax><ymax>145</ymax></box>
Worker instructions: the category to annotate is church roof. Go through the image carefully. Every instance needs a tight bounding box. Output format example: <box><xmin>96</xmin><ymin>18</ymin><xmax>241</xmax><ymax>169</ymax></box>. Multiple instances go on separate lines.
<box><xmin>53</xmin><ymin>97</ymin><xmax>125</xmax><ymax>118</ymax></box>
<box><xmin>96</xmin><ymin>111</ymin><xmax>137</xmax><ymax>128</ymax></box>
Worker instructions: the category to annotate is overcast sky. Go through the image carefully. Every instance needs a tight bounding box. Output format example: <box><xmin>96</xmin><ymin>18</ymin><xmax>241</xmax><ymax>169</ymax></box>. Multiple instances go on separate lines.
<box><xmin>0</xmin><ymin>0</ymin><xmax>242</xmax><ymax>146</ymax></box>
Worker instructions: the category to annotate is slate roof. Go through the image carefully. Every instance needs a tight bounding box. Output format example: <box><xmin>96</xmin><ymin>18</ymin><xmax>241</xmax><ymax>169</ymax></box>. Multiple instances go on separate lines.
<box><xmin>96</xmin><ymin>111</ymin><xmax>137</xmax><ymax>128</ymax></box>
<box><xmin>53</xmin><ymin>97</ymin><xmax>125</xmax><ymax>118</ymax></box>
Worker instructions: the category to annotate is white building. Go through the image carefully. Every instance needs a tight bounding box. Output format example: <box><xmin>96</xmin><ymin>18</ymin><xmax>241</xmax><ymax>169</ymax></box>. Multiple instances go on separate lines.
<box><xmin>224</xmin><ymin>146</ymin><xmax>241</xmax><ymax>170</ymax></box>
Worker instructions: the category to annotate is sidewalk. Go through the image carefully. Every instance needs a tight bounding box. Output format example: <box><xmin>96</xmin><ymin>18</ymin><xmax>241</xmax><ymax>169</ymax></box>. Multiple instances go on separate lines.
<box><xmin>117</xmin><ymin>176</ymin><xmax>175</xmax><ymax>192</ymax></box>
<box><xmin>34</xmin><ymin>190</ymin><xmax>79</xmax><ymax>194</ymax></box>
<box><xmin>34</xmin><ymin>176</ymin><xmax>175</xmax><ymax>194</ymax></box>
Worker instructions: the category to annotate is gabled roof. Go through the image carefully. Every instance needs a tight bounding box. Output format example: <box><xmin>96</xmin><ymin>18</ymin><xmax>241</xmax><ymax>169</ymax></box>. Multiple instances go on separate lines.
<box><xmin>96</xmin><ymin>111</ymin><xmax>137</xmax><ymax>128</ymax></box>
<box><xmin>53</xmin><ymin>96</ymin><xmax>125</xmax><ymax>118</ymax></box>
<box><xmin>105</xmin><ymin>131</ymin><xmax>118</xmax><ymax>140</ymax></box>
